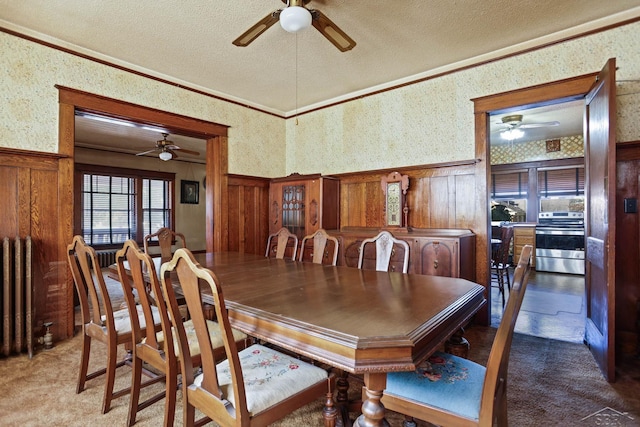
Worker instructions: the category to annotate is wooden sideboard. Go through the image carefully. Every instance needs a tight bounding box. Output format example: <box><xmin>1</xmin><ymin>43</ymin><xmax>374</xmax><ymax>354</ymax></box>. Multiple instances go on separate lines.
<box><xmin>328</xmin><ymin>227</ymin><xmax>476</xmax><ymax>281</ymax></box>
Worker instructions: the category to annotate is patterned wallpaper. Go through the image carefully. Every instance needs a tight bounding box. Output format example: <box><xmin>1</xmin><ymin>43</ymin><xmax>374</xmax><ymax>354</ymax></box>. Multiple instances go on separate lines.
<box><xmin>0</xmin><ymin>31</ymin><xmax>286</xmax><ymax>178</ymax></box>
<box><xmin>490</xmin><ymin>135</ymin><xmax>584</xmax><ymax>165</ymax></box>
<box><xmin>1</xmin><ymin>21</ymin><xmax>639</xmax><ymax>178</ymax></box>
<box><xmin>286</xmin><ymin>21</ymin><xmax>640</xmax><ymax>175</ymax></box>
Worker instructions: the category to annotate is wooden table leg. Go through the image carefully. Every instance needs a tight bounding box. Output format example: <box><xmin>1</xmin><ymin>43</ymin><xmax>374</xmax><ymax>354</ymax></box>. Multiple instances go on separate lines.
<box><xmin>444</xmin><ymin>327</ymin><xmax>470</xmax><ymax>358</ymax></box>
<box><xmin>353</xmin><ymin>373</ymin><xmax>390</xmax><ymax>427</ymax></box>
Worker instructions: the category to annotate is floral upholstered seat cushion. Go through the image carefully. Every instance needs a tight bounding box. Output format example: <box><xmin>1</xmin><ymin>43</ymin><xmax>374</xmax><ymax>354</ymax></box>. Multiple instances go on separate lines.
<box><xmin>194</xmin><ymin>343</ymin><xmax>328</xmax><ymax>415</ymax></box>
<box><xmin>385</xmin><ymin>351</ymin><xmax>486</xmax><ymax>421</ymax></box>
<box><xmin>154</xmin><ymin>319</ymin><xmax>248</xmax><ymax>357</ymax></box>
<box><xmin>107</xmin><ymin>304</ymin><xmax>161</xmax><ymax>334</ymax></box>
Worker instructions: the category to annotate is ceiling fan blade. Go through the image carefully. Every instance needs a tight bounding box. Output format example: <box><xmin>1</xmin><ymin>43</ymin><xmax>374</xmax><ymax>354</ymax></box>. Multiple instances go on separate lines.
<box><xmin>311</xmin><ymin>9</ymin><xmax>356</xmax><ymax>52</ymax></box>
<box><xmin>167</xmin><ymin>148</ymin><xmax>178</xmax><ymax>159</ymax></box>
<box><xmin>520</xmin><ymin>121</ymin><xmax>560</xmax><ymax>129</ymax></box>
<box><xmin>176</xmin><ymin>148</ymin><xmax>201</xmax><ymax>156</ymax></box>
<box><xmin>136</xmin><ymin>149</ymin><xmax>159</xmax><ymax>156</ymax></box>
<box><xmin>233</xmin><ymin>10</ymin><xmax>281</xmax><ymax>47</ymax></box>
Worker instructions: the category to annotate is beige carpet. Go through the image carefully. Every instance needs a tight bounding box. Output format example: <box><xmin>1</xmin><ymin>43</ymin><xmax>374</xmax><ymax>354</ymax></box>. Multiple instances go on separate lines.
<box><xmin>1</xmin><ymin>325</ymin><xmax>639</xmax><ymax>426</ymax></box>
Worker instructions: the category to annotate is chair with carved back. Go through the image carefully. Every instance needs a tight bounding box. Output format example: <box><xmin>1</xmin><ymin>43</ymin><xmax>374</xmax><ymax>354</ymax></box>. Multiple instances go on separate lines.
<box><xmin>491</xmin><ymin>225</ymin><xmax>514</xmax><ymax>305</ymax></box>
<box><xmin>299</xmin><ymin>228</ymin><xmax>339</xmax><ymax>266</ymax></box>
<box><xmin>265</xmin><ymin>227</ymin><xmax>299</xmax><ymax>261</ymax></box>
<box><xmin>380</xmin><ymin>245</ymin><xmax>533</xmax><ymax>427</ymax></box>
<box><xmin>160</xmin><ymin>248</ymin><xmax>337</xmax><ymax>427</ymax></box>
<box><xmin>357</xmin><ymin>230</ymin><xmax>410</xmax><ymax>273</ymax></box>
<box><xmin>143</xmin><ymin>227</ymin><xmax>187</xmax><ymax>262</ymax></box>
<box><xmin>66</xmin><ymin>235</ymin><xmax>161</xmax><ymax>414</ymax></box>
<box><xmin>116</xmin><ymin>240</ymin><xmax>249</xmax><ymax>426</ymax></box>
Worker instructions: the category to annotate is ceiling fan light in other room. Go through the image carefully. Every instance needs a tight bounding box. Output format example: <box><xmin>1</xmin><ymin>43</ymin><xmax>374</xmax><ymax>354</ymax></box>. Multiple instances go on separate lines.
<box><xmin>159</xmin><ymin>151</ymin><xmax>172</xmax><ymax>161</ymax></box>
<box><xmin>280</xmin><ymin>6</ymin><xmax>312</xmax><ymax>33</ymax></box>
<box><xmin>501</xmin><ymin>128</ymin><xmax>524</xmax><ymax>141</ymax></box>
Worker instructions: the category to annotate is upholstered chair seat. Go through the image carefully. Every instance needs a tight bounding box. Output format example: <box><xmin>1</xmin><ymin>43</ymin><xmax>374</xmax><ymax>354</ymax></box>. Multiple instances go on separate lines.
<box><xmin>108</xmin><ymin>304</ymin><xmax>161</xmax><ymax>334</ymax></box>
<box><xmin>194</xmin><ymin>343</ymin><xmax>329</xmax><ymax>415</ymax></box>
<box><xmin>385</xmin><ymin>351</ymin><xmax>486</xmax><ymax>422</ymax></box>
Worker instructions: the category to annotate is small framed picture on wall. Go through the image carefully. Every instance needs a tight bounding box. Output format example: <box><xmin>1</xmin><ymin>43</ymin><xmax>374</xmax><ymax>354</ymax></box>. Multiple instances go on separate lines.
<box><xmin>181</xmin><ymin>180</ymin><xmax>199</xmax><ymax>204</ymax></box>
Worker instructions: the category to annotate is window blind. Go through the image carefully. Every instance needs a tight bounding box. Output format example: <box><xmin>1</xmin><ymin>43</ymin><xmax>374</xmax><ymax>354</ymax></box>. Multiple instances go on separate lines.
<box><xmin>538</xmin><ymin>167</ymin><xmax>584</xmax><ymax>197</ymax></box>
<box><xmin>491</xmin><ymin>171</ymin><xmax>528</xmax><ymax>199</ymax></box>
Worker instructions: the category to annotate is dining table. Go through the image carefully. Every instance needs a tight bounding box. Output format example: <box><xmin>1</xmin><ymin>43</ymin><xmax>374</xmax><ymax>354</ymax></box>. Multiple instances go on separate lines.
<box><xmin>110</xmin><ymin>251</ymin><xmax>486</xmax><ymax>427</ymax></box>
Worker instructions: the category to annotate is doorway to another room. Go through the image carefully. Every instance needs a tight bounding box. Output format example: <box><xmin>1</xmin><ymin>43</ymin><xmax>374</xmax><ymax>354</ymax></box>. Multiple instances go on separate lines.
<box><xmin>488</xmin><ymin>99</ymin><xmax>586</xmax><ymax>344</ymax></box>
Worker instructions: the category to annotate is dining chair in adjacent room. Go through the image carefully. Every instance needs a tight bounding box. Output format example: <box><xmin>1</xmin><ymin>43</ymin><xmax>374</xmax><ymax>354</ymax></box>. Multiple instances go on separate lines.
<box><xmin>380</xmin><ymin>245</ymin><xmax>533</xmax><ymax>427</ymax></box>
<box><xmin>299</xmin><ymin>228</ymin><xmax>339</xmax><ymax>266</ymax></box>
<box><xmin>66</xmin><ymin>236</ymin><xmax>155</xmax><ymax>414</ymax></box>
<box><xmin>265</xmin><ymin>227</ymin><xmax>299</xmax><ymax>260</ymax></box>
<box><xmin>357</xmin><ymin>230</ymin><xmax>410</xmax><ymax>273</ymax></box>
<box><xmin>160</xmin><ymin>248</ymin><xmax>336</xmax><ymax>427</ymax></box>
<box><xmin>143</xmin><ymin>227</ymin><xmax>187</xmax><ymax>262</ymax></box>
<box><xmin>116</xmin><ymin>240</ymin><xmax>249</xmax><ymax>427</ymax></box>
<box><xmin>491</xmin><ymin>225</ymin><xmax>514</xmax><ymax>304</ymax></box>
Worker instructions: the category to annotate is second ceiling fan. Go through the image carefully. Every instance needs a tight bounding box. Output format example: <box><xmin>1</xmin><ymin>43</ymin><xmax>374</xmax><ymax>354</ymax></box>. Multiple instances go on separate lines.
<box><xmin>233</xmin><ymin>0</ymin><xmax>356</xmax><ymax>52</ymax></box>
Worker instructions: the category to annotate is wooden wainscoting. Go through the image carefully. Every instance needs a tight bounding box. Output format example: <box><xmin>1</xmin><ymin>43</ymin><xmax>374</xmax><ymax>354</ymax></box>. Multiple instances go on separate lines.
<box><xmin>0</xmin><ymin>147</ymin><xmax>72</xmax><ymax>343</ymax></box>
<box><xmin>335</xmin><ymin>160</ymin><xmax>479</xmax><ymax>230</ymax></box>
<box><xmin>616</xmin><ymin>141</ymin><xmax>640</xmax><ymax>355</ymax></box>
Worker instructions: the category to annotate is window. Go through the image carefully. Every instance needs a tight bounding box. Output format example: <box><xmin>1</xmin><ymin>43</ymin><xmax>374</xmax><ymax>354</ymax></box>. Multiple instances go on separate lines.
<box><xmin>491</xmin><ymin>171</ymin><xmax>528</xmax><ymax>222</ymax></box>
<box><xmin>76</xmin><ymin>164</ymin><xmax>175</xmax><ymax>248</ymax></box>
<box><xmin>538</xmin><ymin>167</ymin><xmax>584</xmax><ymax>197</ymax></box>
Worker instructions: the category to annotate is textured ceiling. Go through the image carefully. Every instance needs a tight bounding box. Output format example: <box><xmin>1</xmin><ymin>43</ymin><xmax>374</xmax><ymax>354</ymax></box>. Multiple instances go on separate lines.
<box><xmin>2</xmin><ymin>0</ymin><xmax>639</xmax><ymax>116</ymax></box>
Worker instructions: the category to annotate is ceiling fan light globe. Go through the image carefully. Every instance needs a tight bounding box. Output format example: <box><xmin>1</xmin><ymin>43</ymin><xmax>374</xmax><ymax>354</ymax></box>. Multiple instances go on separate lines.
<box><xmin>501</xmin><ymin>128</ymin><xmax>524</xmax><ymax>141</ymax></box>
<box><xmin>159</xmin><ymin>151</ymin><xmax>172</xmax><ymax>161</ymax></box>
<box><xmin>280</xmin><ymin>6</ymin><xmax>312</xmax><ymax>33</ymax></box>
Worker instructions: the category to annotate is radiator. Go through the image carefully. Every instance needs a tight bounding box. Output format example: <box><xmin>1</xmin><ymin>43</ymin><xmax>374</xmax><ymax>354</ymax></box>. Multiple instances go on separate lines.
<box><xmin>1</xmin><ymin>236</ymin><xmax>33</xmax><ymax>358</ymax></box>
<box><xmin>95</xmin><ymin>249</ymin><xmax>118</xmax><ymax>268</ymax></box>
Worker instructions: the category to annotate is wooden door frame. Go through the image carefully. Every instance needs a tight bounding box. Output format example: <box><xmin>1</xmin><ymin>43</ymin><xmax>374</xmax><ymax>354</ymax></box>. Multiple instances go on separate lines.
<box><xmin>472</xmin><ymin>73</ymin><xmax>597</xmax><ymax>325</ymax></box>
<box><xmin>57</xmin><ymin>86</ymin><xmax>230</xmax><ymax>334</ymax></box>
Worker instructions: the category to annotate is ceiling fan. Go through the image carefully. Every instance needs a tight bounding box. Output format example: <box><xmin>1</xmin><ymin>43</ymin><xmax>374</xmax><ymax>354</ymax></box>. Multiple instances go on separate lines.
<box><xmin>493</xmin><ymin>114</ymin><xmax>560</xmax><ymax>140</ymax></box>
<box><xmin>233</xmin><ymin>0</ymin><xmax>356</xmax><ymax>52</ymax></box>
<box><xmin>136</xmin><ymin>133</ymin><xmax>201</xmax><ymax>161</ymax></box>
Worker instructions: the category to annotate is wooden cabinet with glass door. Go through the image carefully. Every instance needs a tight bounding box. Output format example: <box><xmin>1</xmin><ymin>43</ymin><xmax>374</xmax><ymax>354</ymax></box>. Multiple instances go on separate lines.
<box><xmin>269</xmin><ymin>173</ymin><xmax>340</xmax><ymax>242</ymax></box>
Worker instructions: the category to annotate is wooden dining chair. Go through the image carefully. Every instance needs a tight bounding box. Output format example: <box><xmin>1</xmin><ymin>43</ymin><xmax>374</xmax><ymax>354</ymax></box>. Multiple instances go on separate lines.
<box><xmin>380</xmin><ymin>245</ymin><xmax>533</xmax><ymax>427</ymax></box>
<box><xmin>66</xmin><ymin>235</ymin><xmax>158</xmax><ymax>414</ymax></box>
<box><xmin>116</xmin><ymin>240</ymin><xmax>249</xmax><ymax>427</ymax></box>
<box><xmin>143</xmin><ymin>227</ymin><xmax>187</xmax><ymax>262</ymax></box>
<box><xmin>159</xmin><ymin>248</ymin><xmax>337</xmax><ymax>427</ymax></box>
<box><xmin>357</xmin><ymin>230</ymin><xmax>410</xmax><ymax>273</ymax></box>
<box><xmin>265</xmin><ymin>227</ymin><xmax>299</xmax><ymax>260</ymax></box>
<box><xmin>299</xmin><ymin>228</ymin><xmax>339</xmax><ymax>265</ymax></box>
<box><xmin>491</xmin><ymin>225</ymin><xmax>514</xmax><ymax>304</ymax></box>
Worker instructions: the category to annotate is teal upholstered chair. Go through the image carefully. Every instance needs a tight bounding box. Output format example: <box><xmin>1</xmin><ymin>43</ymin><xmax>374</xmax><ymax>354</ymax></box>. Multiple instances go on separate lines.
<box><xmin>381</xmin><ymin>245</ymin><xmax>533</xmax><ymax>427</ymax></box>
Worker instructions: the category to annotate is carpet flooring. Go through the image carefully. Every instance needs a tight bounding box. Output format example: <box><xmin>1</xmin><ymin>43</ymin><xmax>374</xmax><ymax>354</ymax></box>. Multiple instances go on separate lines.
<box><xmin>1</xmin><ymin>324</ymin><xmax>640</xmax><ymax>426</ymax></box>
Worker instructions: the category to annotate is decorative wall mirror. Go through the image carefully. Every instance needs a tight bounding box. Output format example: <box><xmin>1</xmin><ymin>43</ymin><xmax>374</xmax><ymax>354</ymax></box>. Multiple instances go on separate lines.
<box><xmin>381</xmin><ymin>171</ymin><xmax>409</xmax><ymax>228</ymax></box>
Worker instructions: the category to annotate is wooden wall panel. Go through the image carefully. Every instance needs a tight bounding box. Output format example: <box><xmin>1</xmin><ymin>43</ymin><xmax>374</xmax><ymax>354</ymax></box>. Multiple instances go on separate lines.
<box><xmin>31</xmin><ymin>168</ymin><xmax>69</xmax><ymax>341</ymax></box>
<box><xmin>0</xmin><ymin>167</ymin><xmax>19</xmax><ymax>238</ymax></box>
<box><xmin>0</xmin><ymin>149</ymin><xmax>67</xmax><ymax>342</ymax></box>
<box><xmin>426</xmin><ymin>176</ymin><xmax>451</xmax><ymax>228</ymax></box>
<box><xmin>453</xmin><ymin>174</ymin><xmax>477</xmax><ymax>229</ymax></box>
<box><xmin>227</xmin><ymin>185</ymin><xmax>241</xmax><ymax>252</ymax></box>
<box><xmin>615</xmin><ymin>142</ymin><xmax>640</xmax><ymax>353</ymax></box>
<box><xmin>227</xmin><ymin>175</ymin><xmax>269</xmax><ymax>255</ymax></box>
<box><xmin>337</xmin><ymin>161</ymin><xmax>479</xmax><ymax>233</ymax></box>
